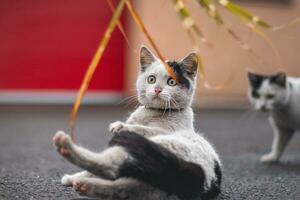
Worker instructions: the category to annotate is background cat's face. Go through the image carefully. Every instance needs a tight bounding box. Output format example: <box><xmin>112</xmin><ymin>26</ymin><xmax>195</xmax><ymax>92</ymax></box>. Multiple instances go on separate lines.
<box><xmin>247</xmin><ymin>72</ymin><xmax>287</xmax><ymax>111</ymax></box>
<box><xmin>136</xmin><ymin>46</ymin><xmax>198</xmax><ymax>109</ymax></box>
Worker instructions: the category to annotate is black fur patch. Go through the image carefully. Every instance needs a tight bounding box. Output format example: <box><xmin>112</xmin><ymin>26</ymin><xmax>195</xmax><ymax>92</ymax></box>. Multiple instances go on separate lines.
<box><xmin>269</xmin><ymin>73</ymin><xmax>286</xmax><ymax>88</ymax></box>
<box><xmin>202</xmin><ymin>161</ymin><xmax>222</xmax><ymax>199</ymax></box>
<box><xmin>249</xmin><ymin>74</ymin><xmax>265</xmax><ymax>91</ymax></box>
<box><xmin>167</xmin><ymin>61</ymin><xmax>191</xmax><ymax>90</ymax></box>
<box><xmin>248</xmin><ymin>73</ymin><xmax>267</xmax><ymax>98</ymax></box>
<box><xmin>109</xmin><ymin>131</ymin><xmax>206</xmax><ymax>199</ymax></box>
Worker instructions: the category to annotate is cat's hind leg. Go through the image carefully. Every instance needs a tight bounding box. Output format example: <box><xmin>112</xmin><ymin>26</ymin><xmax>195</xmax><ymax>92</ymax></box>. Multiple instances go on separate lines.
<box><xmin>53</xmin><ymin>131</ymin><xmax>130</xmax><ymax>179</ymax></box>
<box><xmin>72</xmin><ymin>177</ymin><xmax>176</xmax><ymax>200</ymax></box>
<box><xmin>61</xmin><ymin>171</ymin><xmax>93</xmax><ymax>186</ymax></box>
<box><xmin>72</xmin><ymin>177</ymin><xmax>137</xmax><ymax>199</ymax></box>
<box><xmin>261</xmin><ymin>119</ymin><xmax>294</xmax><ymax>163</ymax></box>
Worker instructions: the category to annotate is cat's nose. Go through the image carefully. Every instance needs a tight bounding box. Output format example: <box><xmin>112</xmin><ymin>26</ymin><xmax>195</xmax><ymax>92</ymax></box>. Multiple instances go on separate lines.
<box><xmin>154</xmin><ymin>87</ymin><xmax>162</xmax><ymax>95</ymax></box>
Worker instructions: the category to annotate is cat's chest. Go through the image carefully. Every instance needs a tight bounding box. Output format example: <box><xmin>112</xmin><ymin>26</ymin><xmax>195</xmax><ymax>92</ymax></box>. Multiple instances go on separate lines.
<box><xmin>128</xmin><ymin>107</ymin><xmax>192</xmax><ymax>131</ymax></box>
<box><xmin>136</xmin><ymin>111</ymin><xmax>180</xmax><ymax>130</ymax></box>
<box><xmin>272</xmin><ymin>106</ymin><xmax>300</xmax><ymax>130</ymax></box>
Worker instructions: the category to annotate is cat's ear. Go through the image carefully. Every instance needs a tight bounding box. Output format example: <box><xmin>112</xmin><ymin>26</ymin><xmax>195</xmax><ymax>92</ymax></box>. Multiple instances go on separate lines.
<box><xmin>180</xmin><ymin>52</ymin><xmax>198</xmax><ymax>78</ymax></box>
<box><xmin>247</xmin><ymin>71</ymin><xmax>263</xmax><ymax>87</ymax></box>
<box><xmin>140</xmin><ymin>45</ymin><xmax>156</xmax><ymax>72</ymax></box>
<box><xmin>270</xmin><ymin>72</ymin><xmax>286</xmax><ymax>87</ymax></box>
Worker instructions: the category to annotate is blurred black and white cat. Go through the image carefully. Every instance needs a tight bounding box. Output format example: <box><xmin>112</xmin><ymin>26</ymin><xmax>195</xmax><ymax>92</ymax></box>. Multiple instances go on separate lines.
<box><xmin>247</xmin><ymin>72</ymin><xmax>300</xmax><ymax>163</ymax></box>
<box><xmin>53</xmin><ymin>46</ymin><xmax>222</xmax><ymax>200</ymax></box>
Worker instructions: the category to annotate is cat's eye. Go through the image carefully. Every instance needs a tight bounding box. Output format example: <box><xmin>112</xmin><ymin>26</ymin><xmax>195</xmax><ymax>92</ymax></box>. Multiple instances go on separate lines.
<box><xmin>266</xmin><ymin>94</ymin><xmax>275</xmax><ymax>99</ymax></box>
<box><xmin>147</xmin><ymin>75</ymin><xmax>156</xmax><ymax>84</ymax></box>
<box><xmin>167</xmin><ymin>78</ymin><xmax>177</xmax><ymax>86</ymax></box>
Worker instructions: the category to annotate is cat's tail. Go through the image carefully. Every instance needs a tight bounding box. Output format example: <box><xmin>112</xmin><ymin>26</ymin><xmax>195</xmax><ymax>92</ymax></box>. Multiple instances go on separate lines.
<box><xmin>109</xmin><ymin>131</ymin><xmax>222</xmax><ymax>200</ymax></box>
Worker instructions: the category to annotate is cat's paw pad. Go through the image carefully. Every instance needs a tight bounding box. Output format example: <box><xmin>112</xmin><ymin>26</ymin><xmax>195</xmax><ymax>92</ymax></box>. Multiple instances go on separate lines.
<box><xmin>73</xmin><ymin>180</ymin><xmax>91</xmax><ymax>195</ymax></box>
<box><xmin>53</xmin><ymin>131</ymin><xmax>72</xmax><ymax>156</ymax></box>
<box><xmin>260</xmin><ymin>153</ymin><xmax>279</xmax><ymax>164</ymax></box>
<box><xmin>109</xmin><ymin>121</ymin><xmax>129</xmax><ymax>134</ymax></box>
<box><xmin>61</xmin><ymin>174</ymin><xmax>73</xmax><ymax>186</ymax></box>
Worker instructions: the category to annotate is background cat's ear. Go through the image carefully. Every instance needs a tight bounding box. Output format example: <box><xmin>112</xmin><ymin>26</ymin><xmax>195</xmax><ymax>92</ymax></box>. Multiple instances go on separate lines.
<box><xmin>247</xmin><ymin>71</ymin><xmax>263</xmax><ymax>87</ymax></box>
<box><xmin>140</xmin><ymin>45</ymin><xmax>156</xmax><ymax>72</ymax></box>
<box><xmin>270</xmin><ymin>72</ymin><xmax>286</xmax><ymax>87</ymax></box>
<box><xmin>180</xmin><ymin>52</ymin><xmax>198</xmax><ymax>78</ymax></box>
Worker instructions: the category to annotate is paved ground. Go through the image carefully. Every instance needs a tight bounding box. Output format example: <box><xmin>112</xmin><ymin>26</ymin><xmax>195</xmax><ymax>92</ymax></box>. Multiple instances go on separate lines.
<box><xmin>0</xmin><ymin>105</ymin><xmax>300</xmax><ymax>200</ymax></box>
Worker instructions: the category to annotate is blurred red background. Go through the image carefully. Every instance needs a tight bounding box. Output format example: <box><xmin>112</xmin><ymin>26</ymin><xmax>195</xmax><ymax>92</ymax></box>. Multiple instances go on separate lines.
<box><xmin>0</xmin><ymin>0</ymin><xmax>125</xmax><ymax>92</ymax></box>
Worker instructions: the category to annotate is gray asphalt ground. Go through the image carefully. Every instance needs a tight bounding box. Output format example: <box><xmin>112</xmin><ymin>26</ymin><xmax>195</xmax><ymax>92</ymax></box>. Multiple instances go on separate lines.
<box><xmin>0</xmin><ymin>105</ymin><xmax>300</xmax><ymax>200</ymax></box>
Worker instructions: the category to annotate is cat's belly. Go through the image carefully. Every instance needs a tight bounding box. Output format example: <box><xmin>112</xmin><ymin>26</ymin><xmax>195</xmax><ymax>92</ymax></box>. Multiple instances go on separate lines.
<box><xmin>150</xmin><ymin>131</ymin><xmax>219</xmax><ymax>185</ymax></box>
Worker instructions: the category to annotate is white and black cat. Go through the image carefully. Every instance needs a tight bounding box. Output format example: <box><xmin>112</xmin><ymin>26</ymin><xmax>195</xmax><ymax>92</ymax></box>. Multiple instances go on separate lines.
<box><xmin>247</xmin><ymin>72</ymin><xmax>300</xmax><ymax>163</ymax></box>
<box><xmin>53</xmin><ymin>46</ymin><xmax>222</xmax><ymax>200</ymax></box>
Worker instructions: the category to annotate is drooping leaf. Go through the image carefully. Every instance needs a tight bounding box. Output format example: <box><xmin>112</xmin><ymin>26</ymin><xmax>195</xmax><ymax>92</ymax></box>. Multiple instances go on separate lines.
<box><xmin>198</xmin><ymin>0</ymin><xmax>224</xmax><ymax>24</ymax></box>
<box><xmin>172</xmin><ymin>0</ymin><xmax>210</xmax><ymax>45</ymax></box>
<box><xmin>247</xmin><ymin>22</ymin><xmax>281</xmax><ymax>65</ymax></box>
<box><xmin>217</xmin><ymin>0</ymin><xmax>272</xmax><ymax>29</ymax></box>
<box><xmin>107</xmin><ymin>0</ymin><xmax>133</xmax><ymax>50</ymax></box>
<box><xmin>272</xmin><ymin>17</ymin><xmax>300</xmax><ymax>31</ymax></box>
<box><xmin>69</xmin><ymin>0</ymin><xmax>127</xmax><ymax>141</ymax></box>
<box><xmin>214</xmin><ymin>0</ymin><xmax>280</xmax><ymax>65</ymax></box>
<box><xmin>125</xmin><ymin>0</ymin><xmax>177</xmax><ymax>81</ymax></box>
<box><xmin>197</xmin><ymin>52</ymin><xmax>235</xmax><ymax>90</ymax></box>
<box><xmin>195</xmin><ymin>0</ymin><xmax>261</xmax><ymax>61</ymax></box>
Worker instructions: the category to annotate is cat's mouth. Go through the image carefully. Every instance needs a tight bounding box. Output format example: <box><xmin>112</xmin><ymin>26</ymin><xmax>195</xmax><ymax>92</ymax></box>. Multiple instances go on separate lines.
<box><xmin>152</xmin><ymin>95</ymin><xmax>162</xmax><ymax>100</ymax></box>
<box><xmin>257</xmin><ymin>105</ymin><xmax>270</xmax><ymax>112</ymax></box>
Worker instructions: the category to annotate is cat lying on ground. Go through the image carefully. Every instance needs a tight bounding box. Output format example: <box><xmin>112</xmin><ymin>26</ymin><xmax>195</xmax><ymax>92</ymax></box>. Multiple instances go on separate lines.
<box><xmin>248</xmin><ymin>71</ymin><xmax>300</xmax><ymax>163</ymax></box>
<box><xmin>53</xmin><ymin>45</ymin><xmax>222</xmax><ymax>200</ymax></box>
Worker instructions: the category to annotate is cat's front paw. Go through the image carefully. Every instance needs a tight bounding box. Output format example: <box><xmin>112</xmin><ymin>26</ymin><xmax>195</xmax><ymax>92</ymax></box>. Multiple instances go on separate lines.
<box><xmin>109</xmin><ymin>121</ymin><xmax>129</xmax><ymax>134</ymax></box>
<box><xmin>53</xmin><ymin>131</ymin><xmax>73</xmax><ymax>157</ymax></box>
<box><xmin>260</xmin><ymin>153</ymin><xmax>279</xmax><ymax>164</ymax></box>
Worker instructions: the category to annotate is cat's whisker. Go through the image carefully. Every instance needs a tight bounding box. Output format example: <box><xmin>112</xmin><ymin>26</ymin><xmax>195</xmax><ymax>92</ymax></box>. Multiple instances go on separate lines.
<box><xmin>134</xmin><ymin>102</ymin><xmax>141</xmax><ymax>109</ymax></box>
<box><xmin>170</xmin><ymin>97</ymin><xmax>180</xmax><ymax>109</ymax></box>
<box><xmin>162</xmin><ymin>100</ymin><xmax>168</xmax><ymax>117</ymax></box>
<box><xmin>123</xmin><ymin>97</ymin><xmax>138</xmax><ymax>105</ymax></box>
<box><xmin>167</xmin><ymin>98</ymin><xmax>172</xmax><ymax>115</ymax></box>
<box><xmin>118</xmin><ymin>95</ymin><xmax>138</xmax><ymax>105</ymax></box>
<box><xmin>124</xmin><ymin>98</ymin><xmax>139</xmax><ymax>108</ymax></box>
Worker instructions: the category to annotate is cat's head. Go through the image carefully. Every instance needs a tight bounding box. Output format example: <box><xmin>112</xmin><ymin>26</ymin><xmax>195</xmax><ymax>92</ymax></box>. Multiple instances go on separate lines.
<box><xmin>247</xmin><ymin>71</ymin><xmax>287</xmax><ymax>111</ymax></box>
<box><xmin>136</xmin><ymin>45</ymin><xmax>198</xmax><ymax>110</ymax></box>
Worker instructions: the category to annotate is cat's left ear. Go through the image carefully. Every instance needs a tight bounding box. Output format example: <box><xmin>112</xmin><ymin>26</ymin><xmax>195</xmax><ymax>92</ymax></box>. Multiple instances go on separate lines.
<box><xmin>247</xmin><ymin>71</ymin><xmax>261</xmax><ymax>86</ymax></box>
<box><xmin>180</xmin><ymin>52</ymin><xmax>198</xmax><ymax>78</ymax></box>
<box><xmin>140</xmin><ymin>45</ymin><xmax>157</xmax><ymax>72</ymax></box>
<box><xmin>270</xmin><ymin>72</ymin><xmax>286</xmax><ymax>87</ymax></box>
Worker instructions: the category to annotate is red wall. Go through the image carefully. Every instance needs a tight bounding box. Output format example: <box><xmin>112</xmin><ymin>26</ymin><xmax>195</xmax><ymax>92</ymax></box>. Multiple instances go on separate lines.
<box><xmin>0</xmin><ymin>0</ymin><xmax>125</xmax><ymax>92</ymax></box>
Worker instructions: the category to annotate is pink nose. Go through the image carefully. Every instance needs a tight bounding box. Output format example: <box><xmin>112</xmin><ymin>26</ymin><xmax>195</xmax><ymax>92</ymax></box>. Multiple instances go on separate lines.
<box><xmin>154</xmin><ymin>87</ymin><xmax>162</xmax><ymax>95</ymax></box>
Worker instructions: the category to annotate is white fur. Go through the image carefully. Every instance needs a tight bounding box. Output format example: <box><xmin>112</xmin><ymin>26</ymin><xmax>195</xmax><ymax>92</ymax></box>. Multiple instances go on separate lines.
<box><xmin>136</xmin><ymin>60</ymin><xmax>195</xmax><ymax>110</ymax></box>
<box><xmin>248</xmin><ymin>76</ymin><xmax>300</xmax><ymax>163</ymax></box>
<box><xmin>54</xmin><ymin>47</ymin><xmax>221</xmax><ymax>199</ymax></box>
<box><xmin>248</xmin><ymin>79</ymin><xmax>289</xmax><ymax>110</ymax></box>
<box><xmin>111</xmin><ymin>50</ymin><xmax>221</xmax><ymax>189</ymax></box>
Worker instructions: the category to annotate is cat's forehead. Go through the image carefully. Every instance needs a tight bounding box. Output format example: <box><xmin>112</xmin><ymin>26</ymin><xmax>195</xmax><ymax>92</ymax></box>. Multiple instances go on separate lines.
<box><xmin>258</xmin><ymin>79</ymin><xmax>272</xmax><ymax>92</ymax></box>
<box><xmin>145</xmin><ymin>60</ymin><xmax>168</xmax><ymax>76</ymax></box>
<box><xmin>251</xmin><ymin>76</ymin><xmax>276</xmax><ymax>89</ymax></box>
<box><xmin>257</xmin><ymin>79</ymin><xmax>283</xmax><ymax>94</ymax></box>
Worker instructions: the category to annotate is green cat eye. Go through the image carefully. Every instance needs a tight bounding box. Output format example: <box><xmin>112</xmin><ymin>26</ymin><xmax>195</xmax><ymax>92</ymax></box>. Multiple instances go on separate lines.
<box><xmin>167</xmin><ymin>78</ymin><xmax>177</xmax><ymax>86</ymax></box>
<box><xmin>147</xmin><ymin>75</ymin><xmax>156</xmax><ymax>84</ymax></box>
